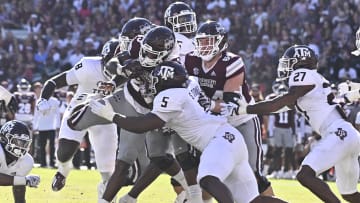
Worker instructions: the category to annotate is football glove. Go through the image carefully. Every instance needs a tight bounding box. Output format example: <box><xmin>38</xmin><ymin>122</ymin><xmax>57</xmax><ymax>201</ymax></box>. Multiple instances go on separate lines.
<box><xmin>25</xmin><ymin>175</ymin><xmax>41</xmax><ymax>188</ymax></box>
<box><xmin>220</xmin><ymin>96</ymin><xmax>248</xmax><ymax>116</ymax></box>
<box><xmin>36</xmin><ymin>98</ymin><xmax>51</xmax><ymax>114</ymax></box>
<box><xmin>96</xmin><ymin>81</ymin><xmax>116</xmax><ymax>96</ymax></box>
<box><xmin>89</xmin><ymin>100</ymin><xmax>116</xmax><ymax>121</ymax></box>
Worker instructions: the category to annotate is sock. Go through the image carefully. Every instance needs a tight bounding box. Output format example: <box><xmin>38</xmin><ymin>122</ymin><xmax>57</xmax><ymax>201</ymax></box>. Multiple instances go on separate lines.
<box><xmin>172</xmin><ymin>170</ymin><xmax>189</xmax><ymax>191</ymax></box>
<box><xmin>121</xmin><ymin>194</ymin><xmax>137</xmax><ymax>203</ymax></box>
<box><xmin>57</xmin><ymin>159</ymin><xmax>72</xmax><ymax>177</ymax></box>
<box><xmin>187</xmin><ymin>184</ymin><xmax>202</xmax><ymax>203</ymax></box>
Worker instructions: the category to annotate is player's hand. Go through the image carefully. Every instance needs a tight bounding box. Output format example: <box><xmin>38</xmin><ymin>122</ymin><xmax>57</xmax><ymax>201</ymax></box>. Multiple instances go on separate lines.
<box><xmin>36</xmin><ymin>98</ymin><xmax>51</xmax><ymax>114</ymax></box>
<box><xmin>96</xmin><ymin>81</ymin><xmax>116</xmax><ymax>96</ymax></box>
<box><xmin>89</xmin><ymin>100</ymin><xmax>115</xmax><ymax>121</ymax></box>
<box><xmin>198</xmin><ymin>92</ymin><xmax>212</xmax><ymax>112</ymax></box>
<box><xmin>220</xmin><ymin>96</ymin><xmax>248</xmax><ymax>116</ymax></box>
<box><xmin>25</xmin><ymin>175</ymin><xmax>40</xmax><ymax>188</ymax></box>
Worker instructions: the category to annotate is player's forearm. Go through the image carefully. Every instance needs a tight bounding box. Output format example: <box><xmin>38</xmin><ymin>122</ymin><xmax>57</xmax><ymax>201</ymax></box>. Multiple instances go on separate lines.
<box><xmin>112</xmin><ymin>113</ymin><xmax>164</xmax><ymax>134</ymax></box>
<box><xmin>0</xmin><ymin>173</ymin><xmax>15</xmax><ymax>185</ymax></box>
<box><xmin>247</xmin><ymin>99</ymin><xmax>287</xmax><ymax>115</ymax></box>
<box><xmin>41</xmin><ymin>73</ymin><xmax>68</xmax><ymax>99</ymax></box>
<box><xmin>112</xmin><ymin>115</ymin><xmax>151</xmax><ymax>133</ymax></box>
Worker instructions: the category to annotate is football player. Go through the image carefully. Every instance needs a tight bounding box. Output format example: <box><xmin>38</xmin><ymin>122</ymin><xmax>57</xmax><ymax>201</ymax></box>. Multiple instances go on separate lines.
<box><xmin>68</xmin><ymin>26</ymin><xmax>193</xmax><ymax>203</ymax></box>
<box><xmin>351</xmin><ymin>26</ymin><xmax>360</xmax><ymax>56</ymax></box>
<box><xmin>119</xmin><ymin>3</ymin><xmax>204</xmax><ymax>203</ymax></box>
<box><xmin>14</xmin><ymin>79</ymin><xmax>36</xmax><ymax>126</ymax></box>
<box><xmin>0</xmin><ymin>85</ymin><xmax>18</xmax><ymax>128</ymax></box>
<box><xmin>0</xmin><ymin>120</ymin><xmax>40</xmax><ymax>203</ymax></box>
<box><xmin>90</xmin><ymin>61</ymin><xmax>287</xmax><ymax>203</ymax></box>
<box><xmin>222</xmin><ymin>45</ymin><xmax>360</xmax><ymax>202</ymax></box>
<box><xmin>184</xmin><ymin>21</ymin><xmax>274</xmax><ymax>196</ymax></box>
<box><xmin>36</xmin><ymin>39</ymin><xmax>120</xmax><ymax>201</ymax></box>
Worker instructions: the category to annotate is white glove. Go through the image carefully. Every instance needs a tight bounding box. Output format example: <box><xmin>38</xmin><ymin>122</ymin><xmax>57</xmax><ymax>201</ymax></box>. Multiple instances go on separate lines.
<box><xmin>343</xmin><ymin>89</ymin><xmax>360</xmax><ymax>103</ymax></box>
<box><xmin>36</xmin><ymin>98</ymin><xmax>51</xmax><ymax>114</ymax></box>
<box><xmin>89</xmin><ymin>100</ymin><xmax>116</xmax><ymax>121</ymax></box>
<box><xmin>220</xmin><ymin>102</ymin><xmax>239</xmax><ymax>117</ymax></box>
<box><xmin>25</xmin><ymin>175</ymin><xmax>40</xmax><ymax>188</ymax></box>
<box><xmin>220</xmin><ymin>96</ymin><xmax>248</xmax><ymax>116</ymax></box>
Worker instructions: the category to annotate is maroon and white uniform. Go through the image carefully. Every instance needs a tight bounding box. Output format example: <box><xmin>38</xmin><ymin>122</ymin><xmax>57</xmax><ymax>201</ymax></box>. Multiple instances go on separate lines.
<box><xmin>14</xmin><ymin>91</ymin><xmax>36</xmax><ymax>125</ymax></box>
<box><xmin>185</xmin><ymin>51</ymin><xmax>263</xmax><ymax>173</ymax></box>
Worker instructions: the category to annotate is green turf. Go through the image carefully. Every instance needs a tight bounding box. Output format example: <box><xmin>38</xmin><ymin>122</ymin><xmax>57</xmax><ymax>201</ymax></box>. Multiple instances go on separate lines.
<box><xmin>0</xmin><ymin>168</ymin><xmax>359</xmax><ymax>203</ymax></box>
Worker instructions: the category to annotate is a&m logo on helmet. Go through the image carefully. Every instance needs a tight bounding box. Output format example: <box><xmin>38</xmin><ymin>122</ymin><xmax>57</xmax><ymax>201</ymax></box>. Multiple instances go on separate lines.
<box><xmin>159</xmin><ymin>66</ymin><xmax>175</xmax><ymax>80</ymax></box>
<box><xmin>1</xmin><ymin>121</ymin><xmax>15</xmax><ymax>134</ymax></box>
<box><xmin>293</xmin><ymin>47</ymin><xmax>312</xmax><ymax>59</ymax></box>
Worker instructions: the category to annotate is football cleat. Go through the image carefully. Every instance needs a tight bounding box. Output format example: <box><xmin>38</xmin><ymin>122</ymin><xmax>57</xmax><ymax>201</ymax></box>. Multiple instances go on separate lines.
<box><xmin>51</xmin><ymin>172</ymin><xmax>66</xmax><ymax>191</ymax></box>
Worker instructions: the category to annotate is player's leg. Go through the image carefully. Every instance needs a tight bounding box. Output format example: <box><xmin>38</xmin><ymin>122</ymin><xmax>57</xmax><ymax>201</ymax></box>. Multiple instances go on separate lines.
<box><xmin>336</xmin><ymin>153</ymin><xmax>360</xmax><ymax>202</ymax></box>
<box><xmin>296</xmin><ymin>130</ymin><xmax>349</xmax><ymax>202</ymax></box>
<box><xmin>88</xmin><ymin>124</ymin><xmax>118</xmax><ymax>202</ymax></box>
<box><xmin>236</xmin><ymin>117</ymin><xmax>273</xmax><ymax>195</ymax></box>
<box><xmin>197</xmin><ymin>126</ymin><xmax>244</xmax><ymax>203</ymax></box>
<box><xmin>52</xmin><ymin>109</ymin><xmax>87</xmax><ymax>191</ymax></box>
<box><xmin>172</xmin><ymin>132</ymin><xmax>204</xmax><ymax>202</ymax></box>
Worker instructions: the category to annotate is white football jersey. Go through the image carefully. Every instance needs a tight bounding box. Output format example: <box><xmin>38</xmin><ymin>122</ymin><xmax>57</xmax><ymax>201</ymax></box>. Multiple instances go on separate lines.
<box><xmin>175</xmin><ymin>32</ymin><xmax>195</xmax><ymax>65</ymax></box>
<box><xmin>288</xmin><ymin>68</ymin><xmax>337</xmax><ymax>134</ymax></box>
<box><xmin>151</xmin><ymin>80</ymin><xmax>227</xmax><ymax>151</ymax></box>
<box><xmin>65</xmin><ymin>56</ymin><xmax>109</xmax><ymax>112</ymax></box>
<box><xmin>0</xmin><ymin>145</ymin><xmax>33</xmax><ymax>176</ymax></box>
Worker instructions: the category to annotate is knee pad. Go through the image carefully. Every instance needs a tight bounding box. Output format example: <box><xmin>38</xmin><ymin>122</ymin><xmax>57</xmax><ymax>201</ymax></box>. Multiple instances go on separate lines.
<box><xmin>254</xmin><ymin>171</ymin><xmax>271</xmax><ymax>193</ymax></box>
<box><xmin>175</xmin><ymin>151</ymin><xmax>199</xmax><ymax>171</ymax></box>
<box><xmin>150</xmin><ymin>154</ymin><xmax>175</xmax><ymax>171</ymax></box>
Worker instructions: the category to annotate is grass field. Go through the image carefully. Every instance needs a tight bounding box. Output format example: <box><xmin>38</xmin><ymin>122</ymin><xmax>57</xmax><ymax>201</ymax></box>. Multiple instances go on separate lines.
<box><xmin>1</xmin><ymin>168</ymin><xmax>359</xmax><ymax>203</ymax></box>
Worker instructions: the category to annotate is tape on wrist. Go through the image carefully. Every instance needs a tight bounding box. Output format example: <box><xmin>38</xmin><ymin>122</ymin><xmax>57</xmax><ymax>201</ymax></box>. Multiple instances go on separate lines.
<box><xmin>13</xmin><ymin>176</ymin><xmax>26</xmax><ymax>186</ymax></box>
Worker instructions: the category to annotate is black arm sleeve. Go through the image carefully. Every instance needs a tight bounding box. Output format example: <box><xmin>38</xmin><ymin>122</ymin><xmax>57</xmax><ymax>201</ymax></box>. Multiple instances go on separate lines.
<box><xmin>111</xmin><ymin>75</ymin><xmax>128</xmax><ymax>87</ymax></box>
<box><xmin>41</xmin><ymin>72</ymin><xmax>68</xmax><ymax>99</ymax></box>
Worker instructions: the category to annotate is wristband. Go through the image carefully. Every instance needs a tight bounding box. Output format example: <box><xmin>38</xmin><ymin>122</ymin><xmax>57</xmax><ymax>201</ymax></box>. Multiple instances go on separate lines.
<box><xmin>13</xmin><ymin>176</ymin><xmax>26</xmax><ymax>186</ymax></box>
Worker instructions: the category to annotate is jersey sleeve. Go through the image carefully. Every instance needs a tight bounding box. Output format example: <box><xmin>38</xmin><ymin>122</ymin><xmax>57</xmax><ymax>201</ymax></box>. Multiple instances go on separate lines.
<box><xmin>16</xmin><ymin>154</ymin><xmax>34</xmax><ymax>176</ymax></box>
<box><xmin>65</xmin><ymin>59</ymin><xmax>84</xmax><ymax>85</ymax></box>
<box><xmin>226</xmin><ymin>57</ymin><xmax>245</xmax><ymax>79</ymax></box>
<box><xmin>151</xmin><ymin>90</ymin><xmax>183</xmax><ymax>122</ymax></box>
<box><xmin>288</xmin><ymin>69</ymin><xmax>316</xmax><ymax>87</ymax></box>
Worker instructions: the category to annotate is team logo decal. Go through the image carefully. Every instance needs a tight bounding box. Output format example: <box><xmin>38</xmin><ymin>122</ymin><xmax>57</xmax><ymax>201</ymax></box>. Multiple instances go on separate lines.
<box><xmin>335</xmin><ymin>128</ymin><xmax>347</xmax><ymax>140</ymax></box>
<box><xmin>159</xmin><ymin>66</ymin><xmax>175</xmax><ymax>80</ymax></box>
<box><xmin>223</xmin><ymin>132</ymin><xmax>235</xmax><ymax>143</ymax></box>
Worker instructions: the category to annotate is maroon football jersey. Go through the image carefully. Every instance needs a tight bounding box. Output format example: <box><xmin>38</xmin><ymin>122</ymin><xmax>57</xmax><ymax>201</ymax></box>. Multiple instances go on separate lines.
<box><xmin>185</xmin><ymin>52</ymin><xmax>251</xmax><ymax>102</ymax></box>
<box><xmin>274</xmin><ymin>110</ymin><xmax>295</xmax><ymax>128</ymax></box>
<box><xmin>14</xmin><ymin>91</ymin><xmax>36</xmax><ymax>115</ymax></box>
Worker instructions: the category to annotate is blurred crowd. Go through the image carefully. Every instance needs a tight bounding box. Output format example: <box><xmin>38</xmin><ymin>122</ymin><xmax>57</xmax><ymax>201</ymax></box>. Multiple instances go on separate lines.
<box><xmin>0</xmin><ymin>0</ymin><xmax>360</xmax><ymax>95</ymax></box>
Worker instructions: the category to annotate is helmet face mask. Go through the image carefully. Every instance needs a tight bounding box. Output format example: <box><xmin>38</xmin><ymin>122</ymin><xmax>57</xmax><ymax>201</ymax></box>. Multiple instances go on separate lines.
<box><xmin>194</xmin><ymin>21</ymin><xmax>228</xmax><ymax>61</ymax></box>
<box><xmin>277</xmin><ymin>45</ymin><xmax>317</xmax><ymax>80</ymax></box>
<box><xmin>138</xmin><ymin>26</ymin><xmax>175</xmax><ymax>68</ymax></box>
<box><xmin>0</xmin><ymin>120</ymin><xmax>31</xmax><ymax>158</ymax></box>
<box><xmin>164</xmin><ymin>2</ymin><xmax>197</xmax><ymax>34</ymax></box>
<box><xmin>194</xmin><ymin>34</ymin><xmax>224</xmax><ymax>61</ymax></box>
<box><xmin>166</xmin><ymin>11</ymin><xmax>197</xmax><ymax>33</ymax></box>
<box><xmin>119</xmin><ymin>17</ymin><xmax>153</xmax><ymax>52</ymax></box>
<box><xmin>17</xmin><ymin>79</ymin><xmax>31</xmax><ymax>92</ymax></box>
<box><xmin>277</xmin><ymin>57</ymin><xmax>298</xmax><ymax>80</ymax></box>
